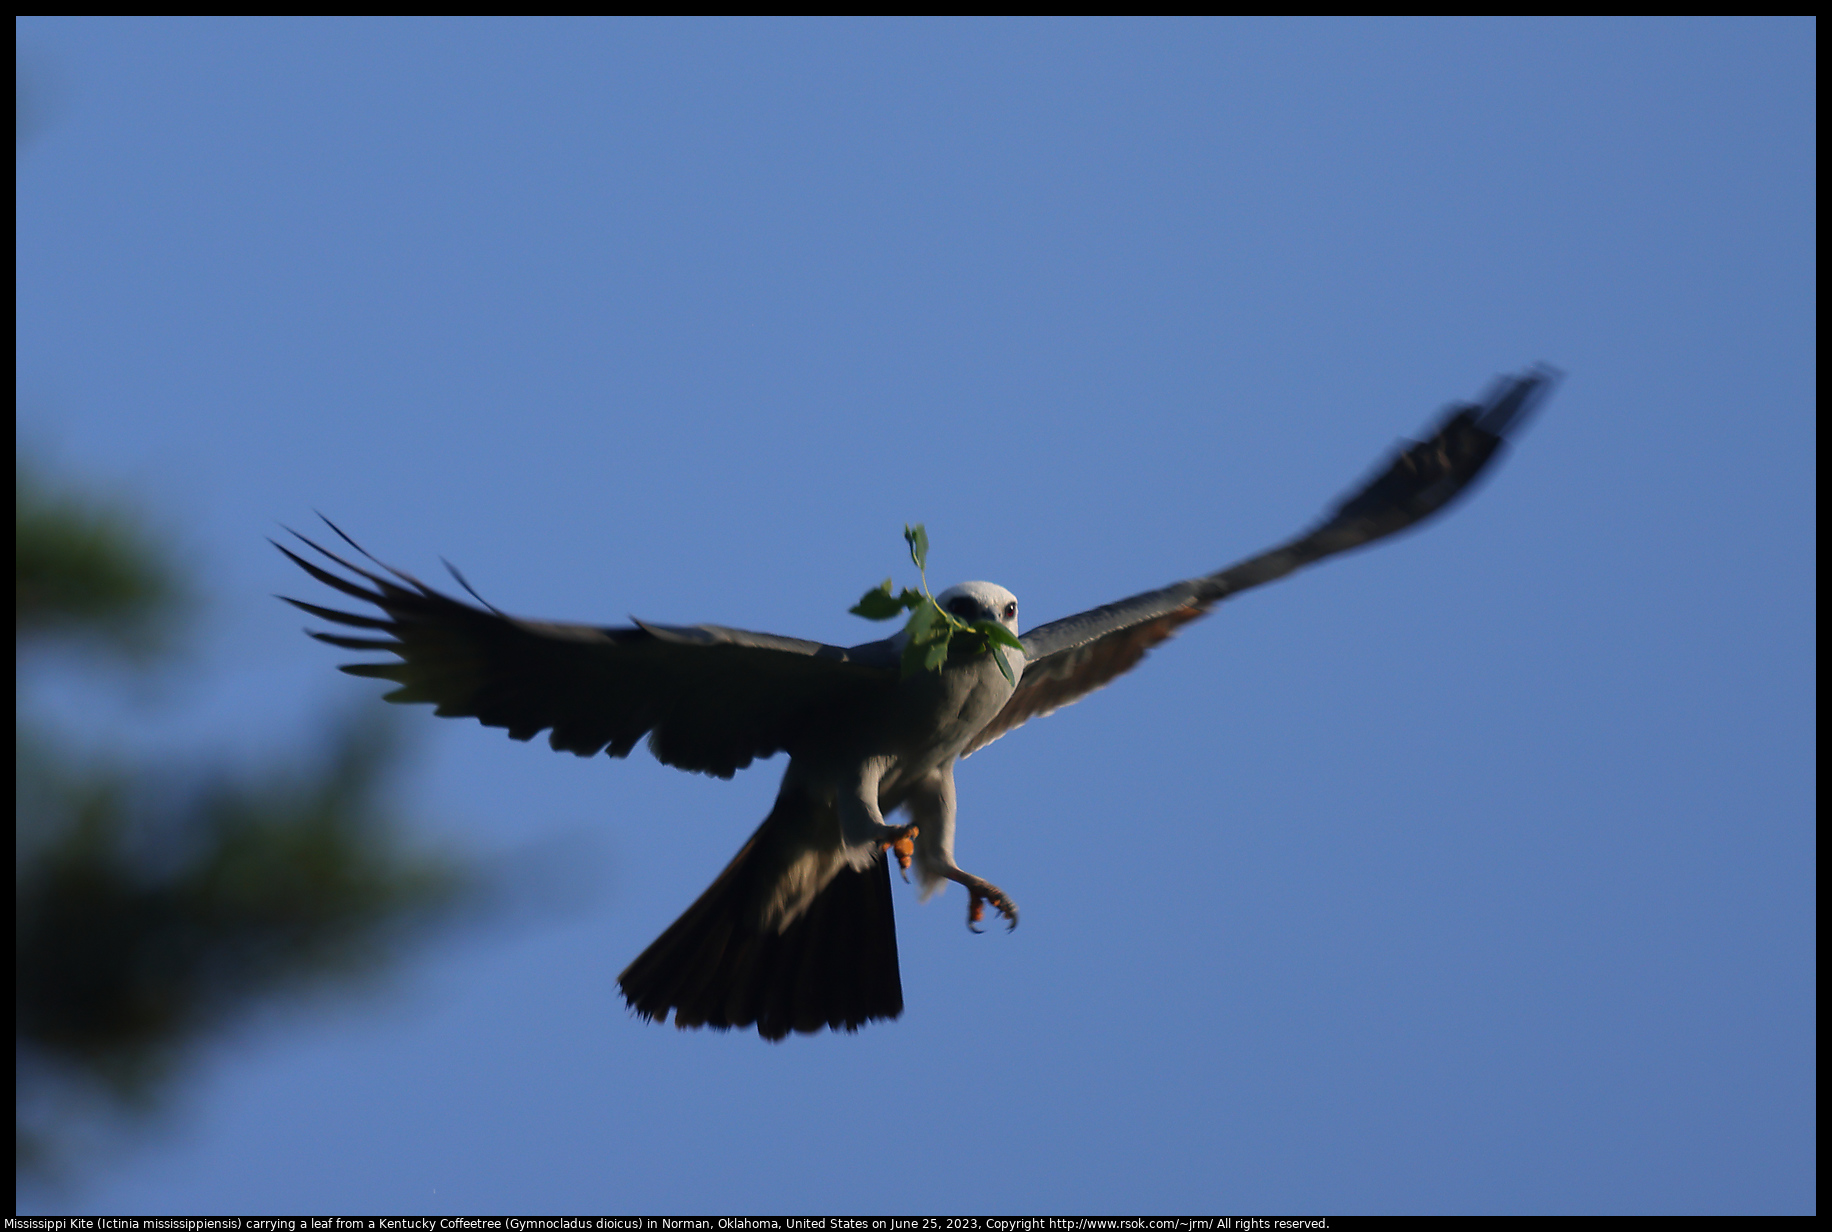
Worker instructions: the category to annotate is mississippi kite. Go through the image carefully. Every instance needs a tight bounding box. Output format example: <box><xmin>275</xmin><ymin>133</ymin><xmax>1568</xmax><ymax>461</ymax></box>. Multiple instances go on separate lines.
<box><xmin>281</xmin><ymin>367</ymin><xmax>1555</xmax><ymax>1041</ymax></box>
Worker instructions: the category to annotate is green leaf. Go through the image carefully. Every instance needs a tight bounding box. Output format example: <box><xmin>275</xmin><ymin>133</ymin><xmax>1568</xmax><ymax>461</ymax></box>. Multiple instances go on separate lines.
<box><xmin>991</xmin><ymin>643</ymin><xmax>1016</xmax><ymax>686</ymax></box>
<box><xmin>905</xmin><ymin>598</ymin><xmax>939</xmax><ymax>642</ymax></box>
<box><xmin>849</xmin><ymin>579</ymin><xmax>905</xmax><ymax>620</ymax></box>
<box><xmin>900</xmin><ymin>636</ymin><xmax>930</xmax><ymax>679</ymax></box>
<box><xmin>903</xmin><ymin>523</ymin><xmax>929</xmax><ymax>573</ymax></box>
<box><xmin>973</xmin><ymin>620</ymin><xmax>1025</xmax><ymax>652</ymax></box>
<box><xmin>857</xmin><ymin>524</ymin><xmax>971</xmax><ymax>678</ymax></box>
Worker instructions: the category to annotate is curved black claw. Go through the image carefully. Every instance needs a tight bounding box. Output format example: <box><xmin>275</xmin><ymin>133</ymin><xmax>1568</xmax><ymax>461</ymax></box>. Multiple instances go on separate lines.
<box><xmin>967</xmin><ymin>884</ymin><xmax>1019</xmax><ymax>934</ymax></box>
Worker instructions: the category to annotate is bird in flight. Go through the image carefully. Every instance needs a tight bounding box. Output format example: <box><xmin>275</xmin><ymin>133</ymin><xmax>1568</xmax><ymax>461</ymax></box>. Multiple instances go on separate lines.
<box><xmin>280</xmin><ymin>367</ymin><xmax>1556</xmax><ymax>1041</ymax></box>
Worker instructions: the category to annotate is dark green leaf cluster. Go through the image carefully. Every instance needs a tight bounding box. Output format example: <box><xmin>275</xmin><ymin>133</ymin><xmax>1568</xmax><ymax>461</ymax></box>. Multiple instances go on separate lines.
<box><xmin>15</xmin><ymin>721</ymin><xmax>463</xmax><ymax>1099</ymax></box>
<box><xmin>849</xmin><ymin>524</ymin><xmax>1024</xmax><ymax>685</ymax></box>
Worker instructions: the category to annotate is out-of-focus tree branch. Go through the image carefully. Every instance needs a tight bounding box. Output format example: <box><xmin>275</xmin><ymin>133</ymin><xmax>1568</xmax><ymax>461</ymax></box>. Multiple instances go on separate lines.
<box><xmin>16</xmin><ymin>464</ymin><xmax>184</xmax><ymax>658</ymax></box>
<box><xmin>16</xmin><ymin>463</ymin><xmax>472</xmax><ymax>1180</ymax></box>
<box><xmin>16</xmin><ymin>66</ymin><xmax>481</xmax><ymax>1190</ymax></box>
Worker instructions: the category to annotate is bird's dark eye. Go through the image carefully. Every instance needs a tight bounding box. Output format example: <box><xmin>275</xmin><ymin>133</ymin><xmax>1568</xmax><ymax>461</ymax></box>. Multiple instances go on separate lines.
<box><xmin>947</xmin><ymin>597</ymin><xmax>979</xmax><ymax>619</ymax></box>
<box><xmin>1003</xmin><ymin>602</ymin><xmax>1017</xmax><ymax>621</ymax></box>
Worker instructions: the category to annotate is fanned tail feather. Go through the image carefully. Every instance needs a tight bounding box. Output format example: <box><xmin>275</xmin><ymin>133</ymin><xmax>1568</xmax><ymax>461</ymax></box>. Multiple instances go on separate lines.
<box><xmin>618</xmin><ymin>785</ymin><xmax>903</xmax><ymax>1041</ymax></box>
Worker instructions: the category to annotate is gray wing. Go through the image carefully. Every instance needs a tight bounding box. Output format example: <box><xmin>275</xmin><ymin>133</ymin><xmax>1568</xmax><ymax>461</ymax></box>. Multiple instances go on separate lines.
<box><xmin>964</xmin><ymin>366</ymin><xmax>1557</xmax><ymax>756</ymax></box>
<box><xmin>279</xmin><ymin>525</ymin><xmax>898</xmax><ymax>778</ymax></box>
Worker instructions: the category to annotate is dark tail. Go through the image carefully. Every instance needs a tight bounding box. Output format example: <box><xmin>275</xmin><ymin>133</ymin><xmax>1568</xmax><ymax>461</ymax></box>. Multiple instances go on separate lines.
<box><xmin>617</xmin><ymin>786</ymin><xmax>903</xmax><ymax>1041</ymax></box>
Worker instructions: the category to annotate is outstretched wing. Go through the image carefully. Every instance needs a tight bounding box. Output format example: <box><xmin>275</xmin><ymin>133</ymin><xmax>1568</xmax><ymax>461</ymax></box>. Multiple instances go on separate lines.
<box><xmin>964</xmin><ymin>366</ymin><xmax>1557</xmax><ymax>756</ymax></box>
<box><xmin>279</xmin><ymin>526</ymin><xmax>898</xmax><ymax>778</ymax></box>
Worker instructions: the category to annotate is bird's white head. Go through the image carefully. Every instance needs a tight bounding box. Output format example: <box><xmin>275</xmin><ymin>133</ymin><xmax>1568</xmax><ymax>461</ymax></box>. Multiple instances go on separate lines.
<box><xmin>936</xmin><ymin>581</ymin><xmax>1024</xmax><ymax>689</ymax></box>
<box><xmin>937</xmin><ymin>581</ymin><xmax>1019</xmax><ymax>632</ymax></box>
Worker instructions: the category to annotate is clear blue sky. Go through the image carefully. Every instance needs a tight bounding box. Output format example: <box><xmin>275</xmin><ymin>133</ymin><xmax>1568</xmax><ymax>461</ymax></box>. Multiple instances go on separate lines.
<box><xmin>16</xmin><ymin>17</ymin><xmax>1814</xmax><ymax>1215</ymax></box>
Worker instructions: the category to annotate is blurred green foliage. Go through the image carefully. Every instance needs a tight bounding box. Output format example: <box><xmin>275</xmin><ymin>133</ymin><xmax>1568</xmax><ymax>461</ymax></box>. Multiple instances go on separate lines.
<box><xmin>16</xmin><ymin>74</ymin><xmax>471</xmax><ymax>1187</ymax></box>
<box><xmin>16</xmin><ymin>464</ymin><xmax>183</xmax><ymax>656</ymax></box>
<box><xmin>15</xmin><ymin>462</ymin><xmax>469</xmax><ymax>1179</ymax></box>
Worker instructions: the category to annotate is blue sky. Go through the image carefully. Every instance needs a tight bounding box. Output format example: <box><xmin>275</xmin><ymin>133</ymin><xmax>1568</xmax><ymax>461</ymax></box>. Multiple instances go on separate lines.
<box><xmin>16</xmin><ymin>17</ymin><xmax>1814</xmax><ymax>1214</ymax></box>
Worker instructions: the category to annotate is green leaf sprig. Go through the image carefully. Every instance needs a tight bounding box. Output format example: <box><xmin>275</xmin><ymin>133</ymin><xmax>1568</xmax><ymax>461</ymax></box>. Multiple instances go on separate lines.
<box><xmin>850</xmin><ymin>524</ymin><xmax>1024</xmax><ymax>685</ymax></box>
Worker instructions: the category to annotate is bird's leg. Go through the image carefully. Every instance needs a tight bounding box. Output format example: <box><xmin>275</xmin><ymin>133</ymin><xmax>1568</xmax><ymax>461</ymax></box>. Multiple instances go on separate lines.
<box><xmin>941</xmin><ymin>868</ymin><xmax>1018</xmax><ymax>933</ymax></box>
<box><xmin>838</xmin><ymin>768</ymin><xmax>920</xmax><ymax>880</ymax></box>
<box><xmin>899</xmin><ymin>764</ymin><xmax>1014</xmax><ymax>926</ymax></box>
